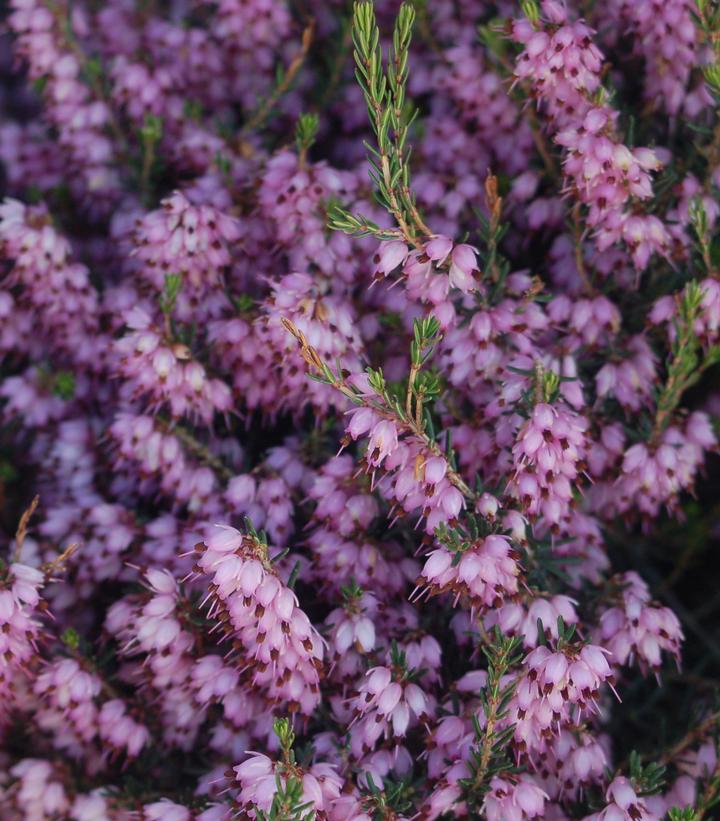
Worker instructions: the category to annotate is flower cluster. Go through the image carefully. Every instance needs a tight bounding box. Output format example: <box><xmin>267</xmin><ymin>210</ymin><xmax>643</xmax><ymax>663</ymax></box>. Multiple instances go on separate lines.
<box><xmin>7</xmin><ymin>0</ymin><xmax>121</xmax><ymax>207</ymax></box>
<box><xmin>510</xmin><ymin>402</ymin><xmax>587</xmax><ymax>526</ymax></box>
<box><xmin>131</xmin><ymin>191</ymin><xmax>241</xmax><ymax>321</ymax></box>
<box><xmin>419</xmin><ymin>534</ymin><xmax>520</xmax><ymax>611</ymax></box>
<box><xmin>195</xmin><ymin>526</ymin><xmax>324</xmax><ymax>715</ymax></box>
<box><xmin>599</xmin><ymin>572</ymin><xmax>684</xmax><ymax>674</ymax></box>
<box><xmin>605</xmin><ymin>0</ymin><xmax>711</xmax><ymax>117</ymax></box>
<box><xmin>513</xmin><ymin>1</ymin><xmax>670</xmax><ymax>268</ymax></box>
<box><xmin>348</xmin><ymin>664</ymin><xmax>433</xmax><ymax>755</ymax></box>
<box><xmin>0</xmin><ymin>562</ymin><xmax>45</xmax><ymax>721</ymax></box>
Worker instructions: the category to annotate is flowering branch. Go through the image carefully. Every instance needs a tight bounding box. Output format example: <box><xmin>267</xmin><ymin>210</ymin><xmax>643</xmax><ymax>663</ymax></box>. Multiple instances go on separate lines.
<box><xmin>281</xmin><ymin>317</ymin><xmax>474</xmax><ymax>500</ymax></box>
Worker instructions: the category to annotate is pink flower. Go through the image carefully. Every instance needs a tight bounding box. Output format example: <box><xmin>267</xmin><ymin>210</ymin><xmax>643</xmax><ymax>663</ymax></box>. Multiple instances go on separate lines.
<box><xmin>367</xmin><ymin>419</ymin><xmax>399</xmax><ymax>467</ymax></box>
<box><xmin>373</xmin><ymin>240</ymin><xmax>410</xmax><ymax>278</ymax></box>
<box><xmin>448</xmin><ymin>244</ymin><xmax>479</xmax><ymax>292</ymax></box>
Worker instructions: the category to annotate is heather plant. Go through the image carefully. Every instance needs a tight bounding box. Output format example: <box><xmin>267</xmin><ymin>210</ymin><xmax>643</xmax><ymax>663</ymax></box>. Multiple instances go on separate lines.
<box><xmin>1</xmin><ymin>0</ymin><xmax>720</xmax><ymax>818</ymax></box>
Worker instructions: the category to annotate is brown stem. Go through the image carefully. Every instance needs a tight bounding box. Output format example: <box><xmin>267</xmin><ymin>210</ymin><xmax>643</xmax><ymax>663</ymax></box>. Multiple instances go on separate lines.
<box><xmin>380</xmin><ymin>150</ymin><xmax>420</xmax><ymax>248</ymax></box>
<box><xmin>42</xmin><ymin>542</ymin><xmax>80</xmax><ymax>577</ymax></box>
<box><xmin>406</xmin><ymin>363</ymin><xmax>419</xmax><ymax>418</ymax></box>
<box><xmin>493</xmin><ymin>51</ymin><xmax>561</xmax><ymax>180</ymax></box>
<box><xmin>405</xmin><ymin>191</ymin><xmax>434</xmax><ymax>238</ymax></box>
<box><xmin>364</xmin><ymin>77</ymin><xmax>421</xmax><ymax>248</ymax></box>
<box><xmin>405</xmin><ymin>413</ymin><xmax>473</xmax><ymax>498</ymax></box>
<box><xmin>526</xmin><ymin>103</ymin><xmax>561</xmax><ymax>179</ymax></box>
<box><xmin>158</xmin><ymin>419</ymin><xmax>234</xmax><ymax>481</ymax></box>
<box><xmin>241</xmin><ymin>22</ymin><xmax>315</xmax><ymax>137</ymax></box>
<box><xmin>415</xmin><ymin>388</ymin><xmax>425</xmax><ymax>430</ymax></box>
<box><xmin>697</xmin><ymin>763</ymin><xmax>720</xmax><ymax>820</ymax></box>
<box><xmin>571</xmin><ymin>202</ymin><xmax>595</xmax><ymax>295</ymax></box>
<box><xmin>659</xmin><ymin>711</ymin><xmax>720</xmax><ymax>766</ymax></box>
<box><xmin>473</xmin><ymin>692</ymin><xmax>502</xmax><ymax>789</ymax></box>
<box><xmin>13</xmin><ymin>495</ymin><xmax>40</xmax><ymax>562</ymax></box>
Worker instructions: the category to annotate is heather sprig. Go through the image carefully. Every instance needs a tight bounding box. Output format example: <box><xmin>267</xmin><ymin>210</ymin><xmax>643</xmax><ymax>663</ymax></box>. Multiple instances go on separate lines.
<box><xmin>627</xmin><ymin>750</ymin><xmax>667</xmax><ymax>797</ymax></box>
<box><xmin>331</xmin><ymin>1</ymin><xmax>429</xmax><ymax>247</ymax></box>
<box><xmin>249</xmin><ymin>721</ymin><xmax>316</xmax><ymax>821</ymax></box>
<box><xmin>463</xmin><ymin>631</ymin><xmax>524</xmax><ymax>810</ymax></box>
<box><xmin>697</xmin><ymin>0</ymin><xmax>720</xmax><ymax>98</ymax></box>
<box><xmin>295</xmin><ymin>113</ymin><xmax>319</xmax><ymax>162</ymax></box>
<box><xmin>654</xmin><ymin>282</ymin><xmax>720</xmax><ymax>437</ymax></box>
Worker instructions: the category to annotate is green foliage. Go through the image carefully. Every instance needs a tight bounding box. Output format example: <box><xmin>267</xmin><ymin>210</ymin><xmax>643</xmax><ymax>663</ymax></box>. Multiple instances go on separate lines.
<box><xmin>523</xmin><ymin>529</ymin><xmax>581</xmax><ymax>589</ymax></box>
<box><xmin>689</xmin><ymin>196</ymin><xmax>710</xmax><ymax>244</ymax></box>
<box><xmin>537</xmin><ymin>367</ymin><xmax>561</xmax><ymax>404</ymax></box>
<box><xmin>214</xmin><ymin>151</ymin><xmax>232</xmax><ymax>180</ymax></box>
<box><xmin>667</xmin><ymin>809</ymin><xmax>699</xmax><ymax>821</ymax></box>
<box><xmin>53</xmin><ymin>371</ymin><xmax>76</xmax><ymax>401</ymax></box>
<box><xmin>160</xmin><ymin>273</ymin><xmax>183</xmax><ymax>317</ymax></box>
<box><xmin>366</xmin><ymin>366</ymin><xmax>387</xmax><ymax>396</ymax></box>
<box><xmin>287</xmin><ymin>560</ymin><xmax>302</xmax><ymax>590</ymax></box>
<box><xmin>0</xmin><ymin>461</ymin><xmax>17</xmax><ymax>483</ymax></box>
<box><xmin>462</xmin><ymin>629</ymin><xmax>524</xmax><ymax>809</ymax></box>
<box><xmin>234</xmin><ymin>293</ymin><xmax>256</xmax><ymax>314</ymax></box>
<box><xmin>140</xmin><ymin>114</ymin><xmax>163</xmax><ymax>146</ymax></box>
<box><xmin>32</xmin><ymin>75</ymin><xmax>48</xmax><ymax>96</ymax></box>
<box><xmin>242</xmin><ymin>517</ymin><xmax>270</xmax><ymax>553</ymax></box>
<box><xmin>340</xmin><ymin>579</ymin><xmax>364</xmax><ymax>603</ymax></box>
<box><xmin>274</xmin><ymin>717</ymin><xmax>296</xmax><ymax>758</ymax></box>
<box><xmin>183</xmin><ymin>99</ymin><xmax>203</xmax><ymax>121</ymax></box>
<box><xmin>696</xmin><ymin>0</ymin><xmax>720</xmax><ymax>100</ymax></box>
<box><xmin>411</xmin><ymin>316</ymin><xmax>441</xmax><ymax>367</ymax></box>
<box><xmin>411</xmin><ymin>369</ymin><xmax>441</xmax><ymax>403</ymax></box>
<box><xmin>82</xmin><ymin>56</ymin><xmax>104</xmax><ymax>86</ymax></box>
<box><xmin>654</xmin><ymin>281</ymin><xmax>720</xmax><ymax>435</ymax></box>
<box><xmin>61</xmin><ymin>627</ymin><xmax>81</xmax><ymax>651</ymax></box>
<box><xmin>477</xmin><ymin>19</ymin><xmax>509</xmax><ymax>62</ymax></box>
<box><xmin>327</xmin><ymin>201</ymin><xmax>400</xmax><ymax>240</ymax></box>
<box><xmin>360</xmin><ymin>773</ymin><xmax>415</xmax><ymax>819</ymax></box>
<box><xmin>295</xmin><ymin>113</ymin><xmax>319</xmax><ymax>154</ymax></box>
<box><xmin>520</xmin><ymin>0</ymin><xmax>540</xmax><ymax>24</ymax></box>
<box><xmin>435</xmin><ymin>516</ymin><xmax>493</xmax><ymax>563</ymax></box>
<box><xmin>405</xmin><ymin>316</ymin><xmax>443</xmax><ymax>425</ymax></box>
<box><xmin>388</xmin><ymin>638</ymin><xmax>409</xmax><ymax>672</ymax></box>
<box><xmin>503</xmin><ymin>360</ymin><xmax>576</xmax><ymax>412</ymax></box>
<box><xmin>251</xmin><ymin>720</ymin><xmax>317</xmax><ymax>821</ymax></box>
<box><xmin>704</xmin><ymin>63</ymin><xmax>720</xmax><ymax>99</ymax></box>
<box><xmin>689</xmin><ymin>196</ymin><xmax>714</xmax><ymax>270</ymax></box>
<box><xmin>627</xmin><ymin>750</ymin><xmax>667</xmax><ymax>796</ymax></box>
<box><xmin>330</xmin><ymin>2</ymin><xmax>427</xmax><ymax>243</ymax></box>
<box><xmin>139</xmin><ymin>115</ymin><xmax>163</xmax><ymax>201</ymax></box>
<box><xmin>254</xmin><ymin>775</ymin><xmax>316</xmax><ymax>821</ymax></box>
<box><xmin>36</xmin><ymin>365</ymin><xmax>76</xmax><ymax>401</ymax></box>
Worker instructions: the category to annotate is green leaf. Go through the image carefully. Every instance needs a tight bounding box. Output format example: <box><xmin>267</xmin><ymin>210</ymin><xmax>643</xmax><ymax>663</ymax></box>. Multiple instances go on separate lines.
<box><xmin>53</xmin><ymin>371</ymin><xmax>76</xmax><ymax>401</ymax></box>
<box><xmin>295</xmin><ymin>112</ymin><xmax>320</xmax><ymax>154</ymax></box>
<box><xmin>160</xmin><ymin>273</ymin><xmax>183</xmax><ymax>317</ymax></box>
<box><xmin>140</xmin><ymin>114</ymin><xmax>163</xmax><ymax>145</ymax></box>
